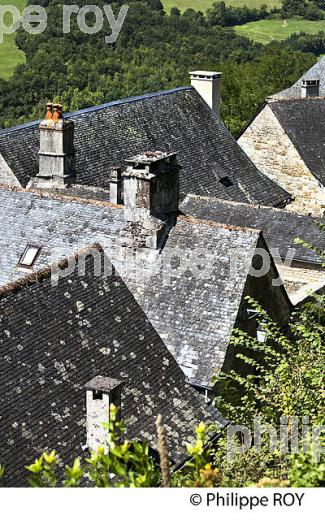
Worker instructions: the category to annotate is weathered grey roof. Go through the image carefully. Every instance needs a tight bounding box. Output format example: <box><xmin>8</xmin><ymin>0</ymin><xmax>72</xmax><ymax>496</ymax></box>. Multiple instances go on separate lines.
<box><xmin>0</xmin><ymin>87</ymin><xmax>290</xmax><ymax>207</ymax></box>
<box><xmin>180</xmin><ymin>195</ymin><xmax>325</xmax><ymax>265</ymax></box>
<box><xmin>114</xmin><ymin>215</ymin><xmax>264</xmax><ymax>387</ymax></box>
<box><xmin>269</xmin><ymin>98</ymin><xmax>325</xmax><ymax>186</ymax></box>
<box><xmin>0</xmin><ymin>187</ymin><xmax>125</xmax><ymax>288</ymax></box>
<box><xmin>0</xmin><ymin>246</ymin><xmax>223</xmax><ymax>486</ymax></box>
<box><xmin>273</xmin><ymin>57</ymin><xmax>325</xmax><ymax>99</ymax></box>
<box><xmin>0</xmin><ymin>186</ymin><xmax>272</xmax><ymax>388</ymax></box>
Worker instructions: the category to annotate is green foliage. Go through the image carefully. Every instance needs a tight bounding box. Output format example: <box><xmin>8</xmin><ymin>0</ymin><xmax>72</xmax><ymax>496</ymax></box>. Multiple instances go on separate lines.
<box><xmin>281</xmin><ymin>0</ymin><xmax>308</xmax><ymax>17</ymax></box>
<box><xmin>0</xmin><ymin>0</ymin><xmax>316</xmax><ymax>137</ymax></box>
<box><xmin>172</xmin><ymin>422</ymin><xmax>222</xmax><ymax>486</ymax></box>
<box><xmin>289</xmin><ymin>443</ymin><xmax>325</xmax><ymax>486</ymax></box>
<box><xmin>208</xmin><ymin>226</ymin><xmax>325</xmax><ymax>486</ymax></box>
<box><xmin>0</xmin><ymin>0</ymin><xmax>26</xmax><ymax>80</ymax></box>
<box><xmin>283</xmin><ymin>30</ymin><xmax>325</xmax><ymax>54</ymax></box>
<box><xmin>24</xmin><ymin>404</ymin><xmax>160</xmax><ymax>488</ymax></box>
<box><xmin>207</xmin><ymin>1</ymin><xmax>272</xmax><ymax>27</ymax></box>
<box><xmin>214</xmin><ymin>293</ymin><xmax>325</xmax><ymax>424</ymax></box>
<box><xmin>26</xmin><ymin>450</ymin><xmax>59</xmax><ymax>487</ymax></box>
<box><xmin>220</xmin><ymin>46</ymin><xmax>314</xmax><ymax>134</ymax></box>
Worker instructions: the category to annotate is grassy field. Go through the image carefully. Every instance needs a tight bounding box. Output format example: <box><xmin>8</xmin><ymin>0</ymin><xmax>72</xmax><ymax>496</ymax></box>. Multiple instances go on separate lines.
<box><xmin>0</xmin><ymin>0</ymin><xmax>26</xmax><ymax>80</ymax></box>
<box><xmin>234</xmin><ymin>18</ymin><xmax>325</xmax><ymax>44</ymax></box>
<box><xmin>162</xmin><ymin>0</ymin><xmax>281</xmax><ymax>13</ymax></box>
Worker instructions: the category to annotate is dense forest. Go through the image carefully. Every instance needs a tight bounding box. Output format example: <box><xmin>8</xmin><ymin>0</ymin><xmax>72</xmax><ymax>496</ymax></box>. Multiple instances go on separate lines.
<box><xmin>0</xmin><ymin>0</ymin><xmax>321</xmax><ymax>134</ymax></box>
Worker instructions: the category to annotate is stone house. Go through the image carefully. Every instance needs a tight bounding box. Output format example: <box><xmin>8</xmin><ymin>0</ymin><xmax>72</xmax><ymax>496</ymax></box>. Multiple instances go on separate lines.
<box><xmin>181</xmin><ymin>195</ymin><xmax>325</xmax><ymax>305</ymax></box>
<box><xmin>238</xmin><ymin>59</ymin><xmax>325</xmax><ymax>217</ymax></box>
<box><xmin>0</xmin><ymin>150</ymin><xmax>291</xmax><ymax>391</ymax></box>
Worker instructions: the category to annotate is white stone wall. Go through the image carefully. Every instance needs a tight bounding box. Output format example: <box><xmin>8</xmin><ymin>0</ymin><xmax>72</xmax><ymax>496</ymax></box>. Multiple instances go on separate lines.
<box><xmin>276</xmin><ymin>262</ymin><xmax>325</xmax><ymax>301</ymax></box>
<box><xmin>239</xmin><ymin>104</ymin><xmax>325</xmax><ymax>217</ymax></box>
<box><xmin>86</xmin><ymin>389</ymin><xmax>110</xmax><ymax>452</ymax></box>
<box><xmin>0</xmin><ymin>153</ymin><xmax>21</xmax><ymax>187</ymax></box>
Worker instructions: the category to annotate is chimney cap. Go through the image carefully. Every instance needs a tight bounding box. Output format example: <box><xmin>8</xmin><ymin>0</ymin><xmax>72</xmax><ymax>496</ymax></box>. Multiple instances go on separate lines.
<box><xmin>85</xmin><ymin>375</ymin><xmax>123</xmax><ymax>393</ymax></box>
<box><xmin>125</xmin><ymin>150</ymin><xmax>177</xmax><ymax>166</ymax></box>
<box><xmin>190</xmin><ymin>70</ymin><xmax>222</xmax><ymax>80</ymax></box>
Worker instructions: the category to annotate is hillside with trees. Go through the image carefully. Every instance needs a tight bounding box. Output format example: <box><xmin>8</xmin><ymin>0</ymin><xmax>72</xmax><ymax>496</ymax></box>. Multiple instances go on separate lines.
<box><xmin>0</xmin><ymin>0</ymin><xmax>317</xmax><ymax>135</ymax></box>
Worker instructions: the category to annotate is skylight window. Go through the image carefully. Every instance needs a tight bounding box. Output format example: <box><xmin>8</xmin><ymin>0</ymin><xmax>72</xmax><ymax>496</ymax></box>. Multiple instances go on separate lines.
<box><xmin>17</xmin><ymin>244</ymin><xmax>41</xmax><ymax>269</ymax></box>
<box><xmin>213</xmin><ymin>168</ymin><xmax>233</xmax><ymax>187</ymax></box>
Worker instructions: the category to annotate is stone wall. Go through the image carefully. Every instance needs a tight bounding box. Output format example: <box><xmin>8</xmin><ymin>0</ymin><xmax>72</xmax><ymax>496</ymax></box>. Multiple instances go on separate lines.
<box><xmin>0</xmin><ymin>154</ymin><xmax>21</xmax><ymax>187</ymax></box>
<box><xmin>238</xmin><ymin>104</ymin><xmax>325</xmax><ymax>216</ymax></box>
<box><xmin>276</xmin><ymin>262</ymin><xmax>325</xmax><ymax>299</ymax></box>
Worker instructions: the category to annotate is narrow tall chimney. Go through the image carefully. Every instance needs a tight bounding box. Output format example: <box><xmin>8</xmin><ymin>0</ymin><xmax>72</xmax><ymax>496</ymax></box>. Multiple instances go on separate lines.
<box><xmin>85</xmin><ymin>375</ymin><xmax>123</xmax><ymax>453</ymax></box>
<box><xmin>301</xmin><ymin>79</ymin><xmax>320</xmax><ymax>98</ymax></box>
<box><xmin>190</xmin><ymin>71</ymin><xmax>222</xmax><ymax>116</ymax></box>
<box><xmin>110</xmin><ymin>166</ymin><xmax>122</xmax><ymax>204</ymax></box>
<box><xmin>36</xmin><ymin>102</ymin><xmax>75</xmax><ymax>189</ymax></box>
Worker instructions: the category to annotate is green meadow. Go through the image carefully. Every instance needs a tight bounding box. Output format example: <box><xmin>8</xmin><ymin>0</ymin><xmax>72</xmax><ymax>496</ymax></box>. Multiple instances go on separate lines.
<box><xmin>162</xmin><ymin>0</ymin><xmax>281</xmax><ymax>13</ymax></box>
<box><xmin>0</xmin><ymin>0</ymin><xmax>26</xmax><ymax>80</ymax></box>
<box><xmin>234</xmin><ymin>18</ymin><xmax>325</xmax><ymax>44</ymax></box>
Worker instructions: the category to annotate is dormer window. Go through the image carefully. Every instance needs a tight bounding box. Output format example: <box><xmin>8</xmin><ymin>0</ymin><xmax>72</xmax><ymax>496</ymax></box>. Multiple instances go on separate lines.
<box><xmin>17</xmin><ymin>244</ymin><xmax>41</xmax><ymax>269</ymax></box>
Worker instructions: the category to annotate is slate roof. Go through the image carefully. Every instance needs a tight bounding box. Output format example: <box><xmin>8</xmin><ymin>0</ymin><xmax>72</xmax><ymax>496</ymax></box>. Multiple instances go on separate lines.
<box><xmin>0</xmin><ymin>186</ymin><xmax>272</xmax><ymax>388</ymax></box>
<box><xmin>0</xmin><ymin>245</ymin><xmax>223</xmax><ymax>486</ymax></box>
<box><xmin>114</xmin><ymin>215</ymin><xmax>264</xmax><ymax>387</ymax></box>
<box><xmin>180</xmin><ymin>195</ymin><xmax>325</xmax><ymax>265</ymax></box>
<box><xmin>0</xmin><ymin>187</ymin><xmax>125</xmax><ymax>288</ymax></box>
<box><xmin>269</xmin><ymin>98</ymin><xmax>325</xmax><ymax>186</ymax></box>
<box><xmin>273</xmin><ymin>57</ymin><xmax>325</xmax><ymax>99</ymax></box>
<box><xmin>0</xmin><ymin>87</ymin><xmax>290</xmax><ymax>207</ymax></box>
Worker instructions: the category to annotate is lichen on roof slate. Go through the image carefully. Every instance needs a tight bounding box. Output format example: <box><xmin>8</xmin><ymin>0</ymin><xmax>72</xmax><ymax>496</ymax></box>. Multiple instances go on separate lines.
<box><xmin>0</xmin><ymin>186</ymin><xmax>264</xmax><ymax>388</ymax></box>
<box><xmin>0</xmin><ymin>247</ymin><xmax>224</xmax><ymax>486</ymax></box>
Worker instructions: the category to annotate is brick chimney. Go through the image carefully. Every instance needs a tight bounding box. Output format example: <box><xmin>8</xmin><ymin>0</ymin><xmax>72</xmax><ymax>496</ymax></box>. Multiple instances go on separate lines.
<box><xmin>119</xmin><ymin>151</ymin><xmax>180</xmax><ymax>250</ymax></box>
<box><xmin>190</xmin><ymin>71</ymin><xmax>222</xmax><ymax>116</ymax></box>
<box><xmin>301</xmin><ymin>79</ymin><xmax>320</xmax><ymax>98</ymax></box>
<box><xmin>85</xmin><ymin>375</ymin><xmax>123</xmax><ymax>453</ymax></box>
<box><xmin>35</xmin><ymin>102</ymin><xmax>76</xmax><ymax>188</ymax></box>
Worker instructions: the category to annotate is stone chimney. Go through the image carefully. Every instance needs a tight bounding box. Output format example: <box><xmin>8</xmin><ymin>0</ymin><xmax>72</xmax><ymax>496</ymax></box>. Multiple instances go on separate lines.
<box><xmin>119</xmin><ymin>151</ymin><xmax>180</xmax><ymax>250</ymax></box>
<box><xmin>110</xmin><ymin>166</ymin><xmax>123</xmax><ymax>204</ymax></box>
<box><xmin>85</xmin><ymin>375</ymin><xmax>123</xmax><ymax>453</ymax></box>
<box><xmin>190</xmin><ymin>71</ymin><xmax>222</xmax><ymax>116</ymax></box>
<box><xmin>123</xmin><ymin>151</ymin><xmax>179</xmax><ymax>221</ymax></box>
<box><xmin>36</xmin><ymin>102</ymin><xmax>75</xmax><ymax>188</ymax></box>
<box><xmin>301</xmin><ymin>79</ymin><xmax>320</xmax><ymax>98</ymax></box>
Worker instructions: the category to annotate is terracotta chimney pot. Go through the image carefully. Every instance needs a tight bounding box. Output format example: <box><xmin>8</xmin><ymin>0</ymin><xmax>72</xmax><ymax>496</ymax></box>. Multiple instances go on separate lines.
<box><xmin>45</xmin><ymin>102</ymin><xmax>53</xmax><ymax>120</ymax></box>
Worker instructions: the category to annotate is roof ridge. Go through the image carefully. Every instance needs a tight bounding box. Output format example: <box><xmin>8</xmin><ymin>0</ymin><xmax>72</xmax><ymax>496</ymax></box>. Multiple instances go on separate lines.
<box><xmin>0</xmin><ymin>183</ymin><xmax>124</xmax><ymax>210</ymax></box>
<box><xmin>269</xmin><ymin>96</ymin><xmax>325</xmax><ymax>103</ymax></box>
<box><xmin>0</xmin><ymin>86</ymin><xmax>193</xmax><ymax>136</ymax></box>
<box><xmin>178</xmin><ymin>213</ymin><xmax>262</xmax><ymax>234</ymax></box>
<box><xmin>0</xmin><ymin>243</ymin><xmax>104</xmax><ymax>300</ymax></box>
<box><xmin>183</xmin><ymin>194</ymin><xmax>323</xmax><ymax>220</ymax></box>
